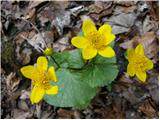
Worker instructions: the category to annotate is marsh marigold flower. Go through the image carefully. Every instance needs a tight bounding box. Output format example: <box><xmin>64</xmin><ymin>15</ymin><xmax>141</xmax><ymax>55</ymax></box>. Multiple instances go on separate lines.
<box><xmin>127</xmin><ymin>44</ymin><xmax>153</xmax><ymax>82</ymax></box>
<box><xmin>20</xmin><ymin>56</ymin><xmax>58</xmax><ymax>103</ymax></box>
<box><xmin>71</xmin><ymin>19</ymin><xmax>116</xmax><ymax>60</ymax></box>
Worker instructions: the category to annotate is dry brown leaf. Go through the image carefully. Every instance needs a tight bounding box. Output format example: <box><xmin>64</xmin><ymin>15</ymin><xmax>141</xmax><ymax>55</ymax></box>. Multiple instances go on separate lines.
<box><xmin>28</xmin><ymin>1</ymin><xmax>47</xmax><ymax>10</ymax></box>
<box><xmin>114</xmin><ymin>5</ymin><xmax>137</xmax><ymax>14</ymax></box>
<box><xmin>88</xmin><ymin>1</ymin><xmax>114</xmax><ymax>21</ymax></box>
<box><xmin>103</xmin><ymin>13</ymin><xmax>136</xmax><ymax>35</ymax></box>
<box><xmin>12</xmin><ymin>109</ymin><xmax>32</xmax><ymax>119</ymax></box>
<box><xmin>138</xmin><ymin>99</ymin><xmax>157</xmax><ymax>118</ymax></box>
<box><xmin>120</xmin><ymin>32</ymin><xmax>158</xmax><ymax>63</ymax></box>
<box><xmin>57</xmin><ymin>109</ymin><xmax>80</xmax><ymax>119</ymax></box>
<box><xmin>6</xmin><ymin>72</ymin><xmax>20</xmax><ymax>92</ymax></box>
<box><xmin>20</xmin><ymin>90</ymin><xmax>30</xmax><ymax>100</ymax></box>
<box><xmin>18</xmin><ymin>100</ymin><xmax>29</xmax><ymax>111</ymax></box>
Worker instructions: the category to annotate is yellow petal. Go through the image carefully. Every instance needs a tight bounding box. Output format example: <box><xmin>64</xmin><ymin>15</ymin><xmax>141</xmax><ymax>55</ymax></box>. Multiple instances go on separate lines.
<box><xmin>45</xmin><ymin>85</ymin><xmax>58</xmax><ymax>95</ymax></box>
<box><xmin>98</xmin><ymin>24</ymin><xmax>112</xmax><ymax>34</ymax></box>
<box><xmin>82</xmin><ymin>19</ymin><xmax>97</xmax><ymax>36</ymax></box>
<box><xmin>48</xmin><ymin>66</ymin><xmax>57</xmax><ymax>82</ymax></box>
<box><xmin>98</xmin><ymin>24</ymin><xmax>115</xmax><ymax>45</ymax></box>
<box><xmin>37</xmin><ymin>56</ymin><xmax>48</xmax><ymax>72</ymax></box>
<box><xmin>31</xmin><ymin>70</ymin><xmax>40</xmax><ymax>85</ymax></box>
<box><xmin>136</xmin><ymin>71</ymin><xmax>147</xmax><ymax>82</ymax></box>
<box><xmin>105</xmin><ymin>34</ymin><xmax>116</xmax><ymax>45</ymax></box>
<box><xmin>20</xmin><ymin>65</ymin><xmax>36</xmax><ymax>79</ymax></box>
<box><xmin>127</xmin><ymin>49</ymin><xmax>135</xmax><ymax>61</ymax></box>
<box><xmin>82</xmin><ymin>46</ymin><xmax>97</xmax><ymax>60</ymax></box>
<box><xmin>135</xmin><ymin>44</ymin><xmax>144</xmax><ymax>55</ymax></box>
<box><xmin>30</xmin><ymin>85</ymin><xmax>45</xmax><ymax>103</ymax></box>
<box><xmin>127</xmin><ymin>63</ymin><xmax>135</xmax><ymax>77</ymax></box>
<box><xmin>98</xmin><ymin>46</ymin><xmax>115</xmax><ymax>58</ymax></box>
<box><xmin>145</xmin><ymin>58</ymin><xmax>153</xmax><ymax>70</ymax></box>
<box><xmin>71</xmin><ymin>36</ymin><xmax>89</xmax><ymax>48</ymax></box>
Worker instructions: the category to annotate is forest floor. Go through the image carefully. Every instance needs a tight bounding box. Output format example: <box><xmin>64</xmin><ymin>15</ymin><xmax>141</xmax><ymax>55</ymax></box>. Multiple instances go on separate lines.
<box><xmin>1</xmin><ymin>1</ymin><xmax>159</xmax><ymax>119</ymax></box>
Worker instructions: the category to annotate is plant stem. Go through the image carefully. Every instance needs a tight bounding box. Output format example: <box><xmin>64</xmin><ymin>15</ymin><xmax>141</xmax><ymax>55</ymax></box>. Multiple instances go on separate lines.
<box><xmin>50</xmin><ymin>56</ymin><xmax>60</xmax><ymax>68</ymax></box>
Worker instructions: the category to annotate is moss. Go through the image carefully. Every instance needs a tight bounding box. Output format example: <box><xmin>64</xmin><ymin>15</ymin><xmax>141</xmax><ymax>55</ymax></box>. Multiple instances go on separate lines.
<box><xmin>1</xmin><ymin>40</ymin><xmax>15</xmax><ymax>64</ymax></box>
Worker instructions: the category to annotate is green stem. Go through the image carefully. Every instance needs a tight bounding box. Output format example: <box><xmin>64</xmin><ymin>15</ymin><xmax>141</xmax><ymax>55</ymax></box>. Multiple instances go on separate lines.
<box><xmin>50</xmin><ymin>56</ymin><xmax>60</xmax><ymax>68</ymax></box>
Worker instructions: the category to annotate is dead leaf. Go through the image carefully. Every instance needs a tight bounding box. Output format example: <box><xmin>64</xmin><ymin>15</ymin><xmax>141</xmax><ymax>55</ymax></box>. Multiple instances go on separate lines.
<box><xmin>88</xmin><ymin>1</ymin><xmax>114</xmax><ymax>21</ymax></box>
<box><xmin>103</xmin><ymin>13</ymin><xmax>137</xmax><ymax>34</ymax></box>
<box><xmin>18</xmin><ymin>100</ymin><xmax>29</xmax><ymax>111</ymax></box>
<box><xmin>20</xmin><ymin>90</ymin><xmax>30</xmax><ymax>100</ymax></box>
<box><xmin>138</xmin><ymin>99</ymin><xmax>157</xmax><ymax>118</ymax></box>
<box><xmin>28</xmin><ymin>1</ymin><xmax>47</xmax><ymax>10</ymax></box>
<box><xmin>146</xmin><ymin>69</ymin><xmax>159</xmax><ymax>104</ymax></box>
<box><xmin>15</xmin><ymin>31</ymin><xmax>36</xmax><ymax>65</ymax></box>
<box><xmin>12</xmin><ymin>109</ymin><xmax>32</xmax><ymax>119</ymax></box>
<box><xmin>57</xmin><ymin>109</ymin><xmax>81</xmax><ymax>119</ymax></box>
<box><xmin>120</xmin><ymin>32</ymin><xmax>158</xmax><ymax>63</ymax></box>
<box><xmin>53</xmin><ymin>31</ymin><xmax>71</xmax><ymax>52</ymax></box>
<box><xmin>114</xmin><ymin>5</ymin><xmax>137</xmax><ymax>14</ymax></box>
<box><xmin>115</xmin><ymin>1</ymin><xmax>136</xmax><ymax>7</ymax></box>
<box><xmin>6</xmin><ymin>72</ymin><xmax>20</xmax><ymax>92</ymax></box>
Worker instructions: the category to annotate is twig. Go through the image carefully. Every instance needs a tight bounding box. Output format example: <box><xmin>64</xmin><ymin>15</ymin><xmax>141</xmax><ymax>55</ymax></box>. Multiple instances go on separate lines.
<box><xmin>18</xmin><ymin>17</ymin><xmax>48</xmax><ymax>48</ymax></box>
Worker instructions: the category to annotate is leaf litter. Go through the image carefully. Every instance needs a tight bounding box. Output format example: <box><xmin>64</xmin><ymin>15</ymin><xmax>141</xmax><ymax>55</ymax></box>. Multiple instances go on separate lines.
<box><xmin>1</xmin><ymin>1</ymin><xmax>159</xmax><ymax>119</ymax></box>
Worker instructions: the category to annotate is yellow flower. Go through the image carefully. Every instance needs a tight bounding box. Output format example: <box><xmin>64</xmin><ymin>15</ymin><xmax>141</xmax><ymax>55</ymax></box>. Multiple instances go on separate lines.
<box><xmin>127</xmin><ymin>44</ymin><xmax>153</xmax><ymax>82</ymax></box>
<box><xmin>71</xmin><ymin>19</ymin><xmax>116</xmax><ymax>60</ymax></box>
<box><xmin>20</xmin><ymin>56</ymin><xmax>58</xmax><ymax>103</ymax></box>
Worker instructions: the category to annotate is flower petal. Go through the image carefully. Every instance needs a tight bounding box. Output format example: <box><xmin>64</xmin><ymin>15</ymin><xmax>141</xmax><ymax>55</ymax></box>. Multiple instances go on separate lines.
<box><xmin>20</xmin><ymin>65</ymin><xmax>36</xmax><ymax>79</ymax></box>
<box><xmin>30</xmin><ymin>85</ymin><xmax>45</xmax><ymax>103</ymax></box>
<box><xmin>37</xmin><ymin>56</ymin><xmax>48</xmax><ymax>72</ymax></box>
<box><xmin>45</xmin><ymin>85</ymin><xmax>58</xmax><ymax>95</ymax></box>
<box><xmin>71</xmin><ymin>36</ymin><xmax>89</xmax><ymax>48</ymax></box>
<box><xmin>48</xmin><ymin>66</ymin><xmax>57</xmax><ymax>82</ymax></box>
<box><xmin>98</xmin><ymin>24</ymin><xmax>112</xmax><ymax>34</ymax></box>
<box><xmin>98</xmin><ymin>24</ymin><xmax>115</xmax><ymax>45</ymax></box>
<box><xmin>127</xmin><ymin>63</ymin><xmax>135</xmax><ymax>77</ymax></box>
<box><xmin>82</xmin><ymin>19</ymin><xmax>97</xmax><ymax>36</ymax></box>
<box><xmin>82</xmin><ymin>46</ymin><xmax>97</xmax><ymax>60</ymax></box>
<box><xmin>136</xmin><ymin>71</ymin><xmax>147</xmax><ymax>82</ymax></box>
<box><xmin>127</xmin><ymin>48</ymin><xmax>135</xmax><ymax>61</ymax></box>
<box><xmin>145</xmin><ymin>58</ymin><xmax>153</xmax><ymax>70</ymax></box>
<box><xmin>135</xmin><ymin>44</ymin><xmax>144</xmax><ymax>55</ymax></box>
<box><xmin>98</xmin><ymin>46</ymin><xmax>115</xmax><ymax>58</ymax></box>
<box><xmin>31</xmin><ymin>70</ymin><xmax>40</xmax><ymax>85</ymax></box>
<box><xmin>105</xmin><ymin>34</ymin><xmax>116</xmax><ymax>45</ymax></box>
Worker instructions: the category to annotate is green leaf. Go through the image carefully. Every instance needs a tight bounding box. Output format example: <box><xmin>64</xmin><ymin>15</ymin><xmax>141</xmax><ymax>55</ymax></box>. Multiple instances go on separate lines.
<box><xmin>50</xmin><ymin>49</ymin><xmax>85</xmax><ymax>69</ymax></box>
<box><xmin>80</xmin><ymin>55</ymin><xmax>118</xmax><ymax>87</ymax></box>
<box><xmin>106</xmin><ymin>83</ymin><xmax>112</xmax><ymax>92</ymax></box>
<box><xmin>44</xmin><ymin>68</ymin><xmax>97</xmax><ymax>108</ymax></box>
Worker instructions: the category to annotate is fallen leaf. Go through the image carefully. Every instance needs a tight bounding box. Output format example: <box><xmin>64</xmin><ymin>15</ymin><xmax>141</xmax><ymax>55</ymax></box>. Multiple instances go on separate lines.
<box><xmin>114</xmin><ymin>5</ymin><xmax>137</xmax><ymax>14</ymax></box>
<box><xmin>20</xmin><ymin>90</ymin><xmax>30</xmax><ymax>100</ymax></box>
<box><xmin>18</xmin><ymin>100</ymin><xmax>29</xmax><ymax>111</ymax></box>
<box><xmin>57</xmin><ymin>109</ymin><xmax>81</xmax><ymax>119</ymax></box>
<box><xmin>138</xmin><ymin>99</ymin><xmax>157</xmax><ymax>118</ymax></box>
<box><xmin>88</xmin><ymin>1</ymin><xmax>114</xmax><ymax>21</ymax></box>
<box><xmin>103</xmin><ymin>13</ymin><xmax>137</xmax><ymax>34</ymax></box>
<box><xmin>12</xmin><ymin>109</ymin><xmax>32</xmax><ymax>119</ymax></box>
<box><xmin>6</xmin><ymin>72</ymin><xmax>20</xmax><ymax>92</ymax></box>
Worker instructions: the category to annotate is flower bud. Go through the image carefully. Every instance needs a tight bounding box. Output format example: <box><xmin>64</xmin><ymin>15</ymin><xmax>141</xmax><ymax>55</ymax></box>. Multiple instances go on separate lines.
<box><xmin>44</xmin><ymin>48</ymin><xmax>53</xmax><ymax>56</ymax></box>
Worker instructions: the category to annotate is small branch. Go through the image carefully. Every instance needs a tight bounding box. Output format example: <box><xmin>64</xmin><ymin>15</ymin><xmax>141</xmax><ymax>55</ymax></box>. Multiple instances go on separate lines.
<box><xmin>18</xmin><ymin>17</ymin><xmax>48</xmax><ymax>48</ymax></box>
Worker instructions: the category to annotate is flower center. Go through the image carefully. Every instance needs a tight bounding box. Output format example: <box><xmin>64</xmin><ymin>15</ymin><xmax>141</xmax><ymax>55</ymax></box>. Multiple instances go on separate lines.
<box><xmin>37</xmin><ymin>72</ymin><xmax>50</xmax><ymax>89</ymax></box>
<box><xmin>86</xmin><ymin>31</ymin><xmax>106</xmax><ymax>50</ymax></box>
<box><xmin>133</xmin><ymin>56</ymin><xmax>146</xmax><ymax>72</ymax></box>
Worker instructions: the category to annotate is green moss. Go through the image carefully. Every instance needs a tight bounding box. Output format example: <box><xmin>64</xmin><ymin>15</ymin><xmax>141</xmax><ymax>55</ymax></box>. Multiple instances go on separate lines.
<box><xmin>2</xmin><ymin>41</ymin><xmax>15</xmax><ymax>64</ymax></box>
